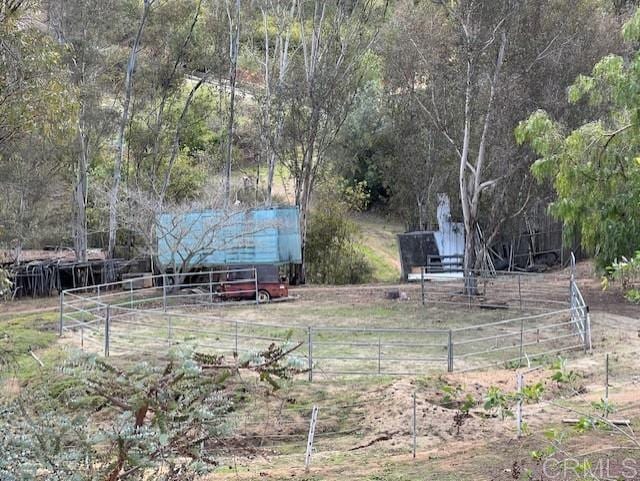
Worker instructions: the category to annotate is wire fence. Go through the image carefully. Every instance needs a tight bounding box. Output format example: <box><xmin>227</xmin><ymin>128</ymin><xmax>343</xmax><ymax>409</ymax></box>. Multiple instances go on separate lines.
<box><xmin>58</xmin><ymin>257</ymin><xmax>591</xmax><ymax>377</ymax></box>
<box><xmin>150</xmin><ymin>338</ymin><xmax>638</xmax><ymax>473</ymax></box>
<box><xmin>53</xmin><ymin>262</ymin><xmax>638</xmax><ymax>474</ymax></box>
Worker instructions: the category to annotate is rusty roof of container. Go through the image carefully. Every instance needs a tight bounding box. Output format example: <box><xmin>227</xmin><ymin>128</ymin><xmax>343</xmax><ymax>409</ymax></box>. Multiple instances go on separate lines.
<box><xmin>0</xmin><ymin>248</ymin><xmax>106</xmax><ymax>265</ymax></box>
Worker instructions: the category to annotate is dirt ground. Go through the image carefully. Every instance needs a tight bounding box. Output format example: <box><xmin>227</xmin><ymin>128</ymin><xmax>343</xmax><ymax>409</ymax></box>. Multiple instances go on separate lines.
<box><xmin>0</xmin><ymin>296</ymin><xmax>59</xmax><ymax>317</ymax></box>
<box><xmin>573</xmin><ymin>261</ymin><xmax>640</xmax><ymax>318</ymax></box>
<box><xmin>200</xmin><ymin>263</ymin><xmax>639</xmax><ymax>480</ymax></box>
<box><xmin>2</xmin><ymin>261</ymin><xmax>639</xmax><ymax>480</ymax></box>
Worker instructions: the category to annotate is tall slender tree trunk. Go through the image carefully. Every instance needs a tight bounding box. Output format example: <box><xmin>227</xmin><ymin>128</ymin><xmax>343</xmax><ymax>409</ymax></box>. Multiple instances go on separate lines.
<box><xmin>458</xmin><ymin>30</ymin><xmax>507</xmax><ymax>295</ymax></box>
<box><xmin>107</xmin><ymin>0</ymin><xmax>151</xmax><ymax>258</ymax></box>
<box><xmin>74</xmin><ymin>121</ymin><xmax>89</xmax><ymax>262</ymax></box>
<box><xmin>224</xmin><ymin>0</ymin><xmax>240</xmax><ymax>209</ymax></box>
<box><xmin>263</xmin><ymin>2</ymin><xmax>295</xmax><ymax>206</ymax></box>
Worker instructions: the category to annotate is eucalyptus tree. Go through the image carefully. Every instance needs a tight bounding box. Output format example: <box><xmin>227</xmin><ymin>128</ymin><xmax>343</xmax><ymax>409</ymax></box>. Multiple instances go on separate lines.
<box><xmin>383</xmin><ymin>0</ymin><xmax>622</xmax><ymax>289</ymax></box>
<box><xmin>0</xmin><ymin>346</ymin><xmax>304</xmax><ymax>480</ymax></box>
<box><xmin>516</xmin><ymin>8</ymin><xmax>640</xmax><ymax>268</ymax></box>
<box><xmin>107</xmin><ymin>0</ymin><xmax>156</xmax><ymax>259</ymax></box>
<box><xmin>0</xmin><ymin>0</ymin><xmax>75</xmax><ymax>254</ymax></box>
<box><xmin>92</xmin><ymin>0</ymin><xmax>231</xmax><ymax>265</ymax></box>
<box><xmin>275</xmin><ymin>0</ymin><xmax>387</xmax><ymax>282</ymax></box>
<box><xmin>44</xmin><ymin>0</ymin><xmax>130</xmax><ymax>261</ymax></box>
<box><xmin>253</xmin><ymin>0</ymin><xmax>297</xmax><ymax>206</ymax></box>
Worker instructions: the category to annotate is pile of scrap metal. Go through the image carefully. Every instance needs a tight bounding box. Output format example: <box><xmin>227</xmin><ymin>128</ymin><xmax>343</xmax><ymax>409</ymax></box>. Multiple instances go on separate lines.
<box><xmin>490</xmin><ymin>226</ymin><xmax>567</xmax><ymax>272</ymax></box>
<box><xmin>398</xmin><ymin>194</ymin><xmax>465</xmax><ymax>281</ymax></box>
<box><xmin>0</xmin><ymin>249</ymin><xmax>123</xmax><ymax>299</ymax></box>
<box><xmin>398</xmin><ymin>195</ymin><xmax>570</xmax><ymax>281</ymax></box>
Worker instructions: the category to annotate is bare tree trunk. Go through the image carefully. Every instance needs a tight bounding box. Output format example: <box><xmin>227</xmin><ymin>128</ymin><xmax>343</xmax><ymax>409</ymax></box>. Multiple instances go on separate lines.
<box><xmin>413</xmin><ymin>4</ymin><xmax>510</xmax><ymax>295</ymax></box>
<box><xmin>459</xmin><ymin>29</ymin><xmax>507</xmax><ymax>294</ymax></box>
<box><xmin>262</xmin><ymin>1</ymin><xmax>296</xmax><ymax>206</ymax></box>
<box><xmin>297</xmin><ymin>148</ymin><xmax>316</xmax><ymax>284</ymax></box>
<box><xmin>107</xmin><ymin>0</ymin><xmax>152</xmax><ymax>258</ymax></box>
<box><xmin>159</xmin><ymin>75</ymin><xmax>208</xmax><ymax>204</ymax></box>
<box><xmin>150</xmin><ymin>0</ymin><xmax>202</xmax><ymax>180</ymax></box>
<box><xmin>224</xmin><ymin>0</ymin><xmax>240</xmax><ymax>209</ymax></box>
<box><xmin>73</xmin><ymin>118</ymin><xmax>89</xmax><ymax>262</ymax></box>
<box><xmin>260</xmin><ymin>8</ymin><xmax>272</xmax><ymax>205</ymax></box>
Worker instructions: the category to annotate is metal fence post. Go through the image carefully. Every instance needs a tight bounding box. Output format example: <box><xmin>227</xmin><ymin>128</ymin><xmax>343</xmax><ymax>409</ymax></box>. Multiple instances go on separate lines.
<box><xmin>304</xmin><ymin>405</ymin><xmax>319</xmax><ymax>473</ymax></box>
<box><xmin>209</xmin><ymin>272</ymin><xmax>213</xmax><ymax>305</ymax></box>
<box><xmin>421</xmin><ymin>267</ymin><xmax>425</xmax><ymax>306</ymax></box>
<box><xmin>235</xmin><ymin>320</ymin><xmax>239</xmax><ymax>354</ymax></box>
<box><xmin>605</xmin><ymin>353</ymin><xmax>609</xmax><ymax>404</ymax></box>
<box><xmin>519</xmin><ymin>319</ymin><xmax>524</xmax><ymax>367</ymax></box>
<box><xmin>516</xmin><ymin>372</ymin><xmax>523</xmax><ymax>437</ymax></box>
<box><xmin>447</xmin><ymin>329</ymin><xmax>453</xmax><ymax>372</ymax></box>
<box><xmin>584</xmin><ymin>311</ymin><xmax>592</xmax><ymax>352</ymax></box>
<box><xmin>412</xmin><ymin>392</ymin><xmax>417</xmax><ymax>459</ymax></box>
<box><xmin>167</xmin><ymin>313</ymin><xmax>173</xmax><ymax>346</ymax></box>
<box><xmin>570</xmin><ymin>252</ymin><xmax>576</xmax><ymax>281</ymax></box>
<box><xmin>129</xmin><ymin>281</ymin><xmax>133</xmax><ymax>308</ymax></box>
<box><xmin>378</xmin><ymin>337</ymin><xmax>382</xmax><ymax>375</ymax></box>
<box><xmin>518</xmin><ymin>274</ymin><xmax>522</xmax><ymax>310</ymax></box>
<box><xmin>254</xmin><ymin>267</ymin><xmax>259</xmax><ymax>305</ymax></box>
<box><xmin>308</xmin><ymin>326</ymin><xmax>313</xmax><ymax>382</ymax></box>
<box><xmin>104</xmin><ymin>305</ymin><xmax>110</xmax><ymax>357</ymax></box>
<box><xmin>570</xmin><ymin>252</ymin><xmax>576</xmax><ymax>307</ymax></box>
<box><xmin>162</xmin><ymin>274</ymin><xmax>167</xmax><ymax>312</ymax></box>
<box><xmin>58</xmin><ymin>291</ymin><xmax>64</xmax><ymax>336</ymax></box>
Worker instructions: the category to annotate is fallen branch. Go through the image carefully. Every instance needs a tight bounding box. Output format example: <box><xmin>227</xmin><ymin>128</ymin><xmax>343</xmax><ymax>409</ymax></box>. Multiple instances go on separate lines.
<box><xmin>29</xmin><ymin>348</ymin><xmax>44</xmax><ymax>368</ymax></box>
<box><xmin>562</xmin><ymin>418</ymin><xmax>630</xmax><ymax>426</ymax></box>
<box><xmin>349</xmin><ymin>431</ymin><xmax>398</xmax><ymax>451</ymax></box>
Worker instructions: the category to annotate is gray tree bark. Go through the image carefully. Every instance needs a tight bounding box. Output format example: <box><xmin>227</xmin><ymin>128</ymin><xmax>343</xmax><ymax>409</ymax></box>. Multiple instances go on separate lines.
<box><xmin>223</xmin><ymin>0</ymin><xmax>240</xmax><ymax>209</ymax></box>
<box><xmin>107</xmin><ymin>0</ymin><xmax>153</xmax><ymax>258</ymax></box>
<box><xmin>73</xmin><ymin>114</ymin><xmax>89</xmax><ymax>262</ymax></box>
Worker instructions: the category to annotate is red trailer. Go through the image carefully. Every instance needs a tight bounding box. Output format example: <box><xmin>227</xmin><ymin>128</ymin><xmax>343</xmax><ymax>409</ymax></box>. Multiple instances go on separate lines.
<box><xmin>219</xmin><ymin>265</ymin><xmax>289</xmax><ymax>303</ymax></box>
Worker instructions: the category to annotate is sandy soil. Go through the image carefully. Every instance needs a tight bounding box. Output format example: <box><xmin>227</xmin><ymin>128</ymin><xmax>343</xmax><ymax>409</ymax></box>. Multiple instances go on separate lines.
<box><xmin>3</xmin><ymin>260</ymin><xmax>640</xmax><ymax>480</ymax></box>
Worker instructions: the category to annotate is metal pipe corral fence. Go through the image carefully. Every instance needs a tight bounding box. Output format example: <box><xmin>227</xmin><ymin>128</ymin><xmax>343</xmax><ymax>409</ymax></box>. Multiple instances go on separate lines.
<box><xmin>58</xmin><ymin>262</ymin><xmax>591</xmax><ymax>378</ymax></box>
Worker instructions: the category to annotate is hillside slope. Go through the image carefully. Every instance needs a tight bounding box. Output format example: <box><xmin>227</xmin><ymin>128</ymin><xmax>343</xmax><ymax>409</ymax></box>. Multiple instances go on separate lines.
<box><xmin>353</xmin><ymin>213</ymin><xmax>403</xmax><ymax>283</ymax></box>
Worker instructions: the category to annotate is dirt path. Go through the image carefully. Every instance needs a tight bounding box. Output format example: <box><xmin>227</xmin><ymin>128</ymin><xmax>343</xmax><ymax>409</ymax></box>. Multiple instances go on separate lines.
<box><xmin>0</xmin><ymin>297</ymin><xmax>59</xmax><ymax>319</ymax></box>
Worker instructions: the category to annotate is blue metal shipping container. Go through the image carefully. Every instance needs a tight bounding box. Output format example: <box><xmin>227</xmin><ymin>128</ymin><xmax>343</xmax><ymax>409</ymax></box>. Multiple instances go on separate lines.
<box><xmin>157</xmin><ymin>206</ymin><xmax>302</xmax><ymax>269</ymax></box>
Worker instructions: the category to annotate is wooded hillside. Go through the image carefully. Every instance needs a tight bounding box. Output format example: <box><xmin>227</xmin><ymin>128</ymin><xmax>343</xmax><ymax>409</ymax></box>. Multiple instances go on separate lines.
<box><xmin>1</xmin><ymin>0</ymin><xmax>639</xmax><ymax>284</ymax></box>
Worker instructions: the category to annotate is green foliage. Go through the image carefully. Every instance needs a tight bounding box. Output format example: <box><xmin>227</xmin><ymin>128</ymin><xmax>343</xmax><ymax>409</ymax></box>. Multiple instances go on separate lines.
<box><xmin>483</xmin><ymin>386</ymin><xmax>514</xmax><ymax>420</ymax></box>
<box><xmin>574</xmin><ymin>416</ymin><xmax>598</xmax><ymax>432</ymax></box>
<box><xmin>441</xmin><ymin>384</ymin><xmax>461</xmax><ymax>408</ymax></box>
<box><xmin>441</xmin><ymin>384</ymin><xmax>476</xmax><ymax>413</ymax></box>
<box><xmin>0</xmin><ymin>343</ymin><xmax>303</xmax><ymax>480</ymax></box>
<box><xmin>521</xmin><ymin>382</ymin><xmax>545</xmax><ymax>403</ymax></box>
<box><xmin>331</xmin><ymin>80</ymin><xmax>391</xmax><ymax>207</ymax></box>
<box><xmin>125</xmin><ymin>83</ymin><xmax>221</xmax><ymax>202</ymax></box>
<box><xmin>602</xmin><ymin>250</ymin><xmax>640</xmax><ymax>303</ymax></box>
<box><xmin>549</xmin><ymin>356</ymin><xmax>581</xmax><ymax>392</ymax></box>
<box><xmin>625</xmin><ymin>288</ymin><xmax>640</xmax><ymax>303</ymax></box>
<box><xmin>591</xmin><ymin>397</ymin><xmax>616</xmax><ymax>417</ymax></box>
<box><xmin>482</xmin><ymin>379</ymin><xmax>544</xmax><ymax>424</ymax></box>
<box><xmin>439</xmin><ymin>383</ymin><xmax>477</xmax><ymax>435</ymax></box>
<box><xmin>305</xmin><ymin>177</ymin><xmax>374</xmax><ymax>284</ymax></box>
<box><xmin>0</xmin><ymin>267</ymin><xmax>12</xmax><ymax>300</ymax></box>
<box><xmin>0</xmin><ymin>5</ymin><xmax>78</xmax><ymax>249</ymax></box>
<box><xmin>516</xmin><ymin>10</ymin><xmax>640</xmax><ymax>267</ymax></box>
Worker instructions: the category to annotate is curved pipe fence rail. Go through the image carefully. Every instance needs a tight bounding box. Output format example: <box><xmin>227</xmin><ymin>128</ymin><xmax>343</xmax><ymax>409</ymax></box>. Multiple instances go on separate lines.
<box><xmin>59</xmin><ymin>261</ymin><xmax>591</xmax><ymax>378</ymax></box>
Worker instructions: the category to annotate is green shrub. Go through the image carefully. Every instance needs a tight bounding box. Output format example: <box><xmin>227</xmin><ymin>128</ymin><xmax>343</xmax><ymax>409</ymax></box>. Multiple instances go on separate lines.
<box><xmin>602</xmin><ymin>251</ymin><xmax>640</xmax><ymax>304</ymax></box>
<box><xmin>0</xmin><ymin>267</ymin><xmax>12</xmax><ymax>301</ymax></box>
<box><xmin>305</xmin><ymin>178</ymin><xmax>374</xmax><ymax>285</ymax></box>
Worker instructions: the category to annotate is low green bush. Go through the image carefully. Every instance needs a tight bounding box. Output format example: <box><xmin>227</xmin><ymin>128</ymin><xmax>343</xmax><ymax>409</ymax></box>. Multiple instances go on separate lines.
<box><xmin>305</xmin><ymin>178</ymin><xmax>374</xmax><ymax>285</ymax></box>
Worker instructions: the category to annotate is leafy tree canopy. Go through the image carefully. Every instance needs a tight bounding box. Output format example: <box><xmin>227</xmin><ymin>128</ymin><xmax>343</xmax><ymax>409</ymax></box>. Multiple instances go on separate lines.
<box><xmin>515</xmin><ymin>8</ymin><xmax>640</xmax><ymax>267</ymax></box>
